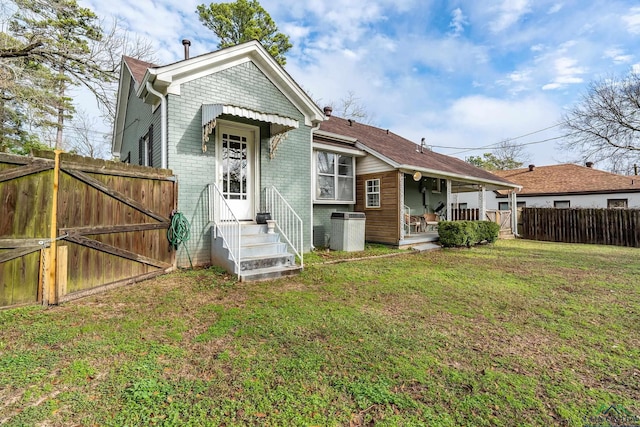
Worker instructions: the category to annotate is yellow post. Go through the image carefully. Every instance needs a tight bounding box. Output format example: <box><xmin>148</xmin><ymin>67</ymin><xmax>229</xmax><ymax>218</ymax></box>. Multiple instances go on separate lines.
<box><xmin>46</xmin><ymin>150</ymin><xmax>62</xmax><ymax>305</ymax></box>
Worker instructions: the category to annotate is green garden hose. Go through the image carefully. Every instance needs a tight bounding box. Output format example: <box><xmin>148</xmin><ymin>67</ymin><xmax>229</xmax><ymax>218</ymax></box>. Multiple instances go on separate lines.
<box><xmin>167</xmin><ymin>211</ymin><xmax>193</xmax><ymax>268</ymax></box>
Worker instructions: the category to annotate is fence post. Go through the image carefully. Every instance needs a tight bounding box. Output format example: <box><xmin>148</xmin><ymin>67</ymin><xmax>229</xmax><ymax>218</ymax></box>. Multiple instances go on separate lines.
<box><xmin>44</xmin><ymin>150</ymin><xmax>62</xmax><ymax>306</ymax></box>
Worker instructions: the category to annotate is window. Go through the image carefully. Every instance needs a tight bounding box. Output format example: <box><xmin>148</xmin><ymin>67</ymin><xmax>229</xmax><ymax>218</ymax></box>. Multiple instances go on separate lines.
<box><xmin>138</xmin><ymin>125</ymin><xmax>154</xmax><ymax>166</ymax></box>
<box><xmin>499</xmin><ymin>201</ymin><xmax>526</xmax><ymax>210</ymax></box>
<box><xmin>554</xmin><ymin>200</ymin><xmax>570</xmax><ymax>208</ymax></box>
<box><xmin>432</xmin><ymin>178</ymin><xmax>442</xmax><ymax>193</ymax></box>
<box><xmin>316</xmin><ymin>151</ymin><xmax>354</xmax><ymax>202</ymax></box>
<box><xmin>608</xmin><ymin>198</ymin><xmax>628</xmax><ymax>208</ymax></box>
<box><xmin>366</xmin><ymin>179</ymin><xmax>380</xmax><ymax>208</ymax></box>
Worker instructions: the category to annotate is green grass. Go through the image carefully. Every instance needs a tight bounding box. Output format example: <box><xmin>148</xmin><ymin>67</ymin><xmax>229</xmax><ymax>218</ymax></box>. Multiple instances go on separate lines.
<box><xmin>1</xmin><ymin>239</ymin><xmax>639</xmax><ymax>426</ymax></box>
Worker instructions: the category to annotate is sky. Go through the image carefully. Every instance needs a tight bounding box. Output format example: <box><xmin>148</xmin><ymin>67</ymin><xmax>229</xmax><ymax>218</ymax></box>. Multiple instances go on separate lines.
<box><xmin>78</xmin><ymin>0</ymin><xmax>640</xmax><ymax>168</ymax></box>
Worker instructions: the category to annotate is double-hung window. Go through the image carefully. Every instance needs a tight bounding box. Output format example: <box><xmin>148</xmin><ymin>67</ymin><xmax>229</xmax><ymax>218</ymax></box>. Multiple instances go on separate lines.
<box><xmin>366</xmin><ymin>179</ymin><xmax>380</xmax><ymax>208</ymax></box>
<box><xmin>316</xmin><ymin>151</ymin><xmax>354</xmax><ymax>203</ymax></box>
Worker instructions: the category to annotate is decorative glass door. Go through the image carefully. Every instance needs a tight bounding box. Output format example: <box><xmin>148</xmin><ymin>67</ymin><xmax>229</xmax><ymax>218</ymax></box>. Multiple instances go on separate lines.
<box><xmin>219</xmin><ymin>126</ymin><xmax>254</xmax><ymax>220</ymax></box>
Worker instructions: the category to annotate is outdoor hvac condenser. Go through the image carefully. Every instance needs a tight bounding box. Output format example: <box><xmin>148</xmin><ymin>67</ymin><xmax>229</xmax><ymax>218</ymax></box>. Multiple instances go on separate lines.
<box><xmin>330</xmin><ymin>212</ymin><xmax>366</xmax><ymax>252</ymax></box>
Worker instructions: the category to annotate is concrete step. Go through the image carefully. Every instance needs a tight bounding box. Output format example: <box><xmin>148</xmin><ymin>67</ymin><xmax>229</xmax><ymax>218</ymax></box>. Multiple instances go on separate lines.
<box><xmin>412</xmin><ymin>242</ymin><xmax>442</xmax><ymax>252</ymax></box>
<box><xmin>239</xmin><ymin>264</ymin><xmax>303</xmax><ymax>282</ymax></box>
<box><xmin>241</xmin><ymin>232</ymin><xmax>281</xmax><ymax>245</ymax></box>
<box><xmin>240</xmin><ymin>241</ymin><xmax>288</xmax><ymax>258</ymax></box>
<box><xmin>240</xmin><ymin>253</ymin><xmax>295</xmax><ymax>271</ymax></box>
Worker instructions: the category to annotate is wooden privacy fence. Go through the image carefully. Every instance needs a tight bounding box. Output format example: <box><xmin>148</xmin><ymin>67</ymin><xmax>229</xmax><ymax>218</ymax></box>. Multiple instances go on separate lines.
<box><xmin>520</xmin><ymin>207</ymin><xmax>640</xmax><ymax>247</ymax></box>
<box><xmin>0</xmin><ymin>151</ymin><xmax>177</xmax><ymax>308</ymax></box>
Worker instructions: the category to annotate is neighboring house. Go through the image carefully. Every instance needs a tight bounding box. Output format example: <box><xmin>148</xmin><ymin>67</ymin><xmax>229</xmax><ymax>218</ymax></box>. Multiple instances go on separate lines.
<box><xmin>312</xmin><ymin>110</ymin><xmax>519</xmax><ymax>247</ymax></box>
<box><xmin>112</xmin><ymin>40</ymin><xmax>519</xmax><ymax>279</ymax></box>
<box><xmin>455</xmin><ymin>163</ymin><xmax>640</xmax><ymax>210</ymax></box>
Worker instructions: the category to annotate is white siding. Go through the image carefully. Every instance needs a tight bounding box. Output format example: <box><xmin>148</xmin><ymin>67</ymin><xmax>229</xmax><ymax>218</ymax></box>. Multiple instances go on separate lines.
<box><xmin>455</xmin><ymin>191</ymin><xmax>640</xmax><ymax>209</ymax></box>
<box><xmin>356</xmin><ymin>155</ymin><xmax>393</xmax><ymax>175</ymax></box>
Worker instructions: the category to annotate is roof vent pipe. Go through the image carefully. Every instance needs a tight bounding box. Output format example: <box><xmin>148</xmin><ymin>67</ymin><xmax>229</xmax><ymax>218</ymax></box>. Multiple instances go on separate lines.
<box><xmin>586</xmin><ymin>161</ymin><xmax>594</xmax><ymax>168</ymax></box>
<box><xmin>323</xmin><ymin>106</ymin><xmax>332</xmax><ymax>116</ymax></box>
<box><xmin>182</xmin><ymin>39</ymin><xmax>191</xmax><ymax>60</ymax></box>
<box><xmin>528</xmin><ymin>164</ymin><xmax>535</xmax><ymax>171</ymax></box>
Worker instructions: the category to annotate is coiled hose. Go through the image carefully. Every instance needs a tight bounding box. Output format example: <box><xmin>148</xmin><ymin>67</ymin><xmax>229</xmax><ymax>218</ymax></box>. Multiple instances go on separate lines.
<box><xmin>167</xmin><ymin>211</ymin><xmax>192</xmax><ymax>268</ymax></box>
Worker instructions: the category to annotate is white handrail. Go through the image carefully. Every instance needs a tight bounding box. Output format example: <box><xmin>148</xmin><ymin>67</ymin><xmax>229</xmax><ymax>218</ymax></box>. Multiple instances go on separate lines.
<box><xmin>208</xmin><ymin>183</ymin><xmax>241</xmax><ymax>274</ymax></box>
<box><xmin>264</xmin><ymin>186</ymin><xmax>303</xmax><ymax>268</ymax></box>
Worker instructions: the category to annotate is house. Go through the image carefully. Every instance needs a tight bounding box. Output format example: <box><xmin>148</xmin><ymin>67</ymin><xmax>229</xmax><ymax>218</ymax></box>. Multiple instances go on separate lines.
<box><xmin>312</xmin><ymin>111</ymin><xmax>520</xmax><ymax>247</ymax></box>
<box><xmin>112</xmin><ymin>40</ymin><xmax>519</xmax><ymax>280</ymax></box>
<box><xmin>455</xmin><ymin>163</ymin><xmax>640</xmax><ymax>210</ymax></box>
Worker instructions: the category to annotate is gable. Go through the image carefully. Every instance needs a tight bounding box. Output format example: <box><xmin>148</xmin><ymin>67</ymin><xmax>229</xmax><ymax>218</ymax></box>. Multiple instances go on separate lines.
<box><xmin>139</xmin><ymin>41</ymin><xmax>324</xmax><ymax>127</ymax></box>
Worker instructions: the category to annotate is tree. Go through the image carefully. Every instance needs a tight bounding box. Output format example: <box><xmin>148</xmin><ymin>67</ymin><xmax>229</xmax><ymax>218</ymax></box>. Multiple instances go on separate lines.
<box><xmin>466</xmin><ymin>140</ymin><xmax>530</xmax><ymax>170</ymax></box>
<box><xmin>196</xmin><ymin>0</ymin><xmax>292</xmax><ymax>66</ymax></box>
<box><xmin>65</xmin><ymin>110</ymin><xmax>111</xmax><ymax>159</ymax></box>
<box><xmin>1</xmin><ymin>1</ymin><xmax>155</xmax><ymax>154</ymax></box>
<box><xmin>1</xmin><ymin>0</ymin><xmax>106</xmax><ymax>149</ymax></box>
<box><xmin>561</xmin><ymin>71</ymin><xmax>640</xmax><ymax>174</ymax></box>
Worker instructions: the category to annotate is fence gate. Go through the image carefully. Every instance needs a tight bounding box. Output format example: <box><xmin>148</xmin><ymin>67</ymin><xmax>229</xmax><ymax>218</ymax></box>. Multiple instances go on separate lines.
<box><xmin>0</xmin><ymin>151</ymin><xmax>177</xmax><ymax>308</ymax></box>
<box><xmin>486</xmin><ymin>210</ymin><xmax>512</xmax><ymax>234</ymax></box>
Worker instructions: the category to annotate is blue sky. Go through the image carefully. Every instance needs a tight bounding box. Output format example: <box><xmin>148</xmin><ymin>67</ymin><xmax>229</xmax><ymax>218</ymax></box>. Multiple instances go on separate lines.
<box><xmin>79</xmin><ymin>0</ymin><xmax>640</xmax><ymax>167</ymax></box>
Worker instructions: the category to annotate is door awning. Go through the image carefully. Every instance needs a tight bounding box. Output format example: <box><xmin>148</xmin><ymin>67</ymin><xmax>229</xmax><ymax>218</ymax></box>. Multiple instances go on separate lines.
<box><xmin>201</xmin><ymin>104</ymin><xmax>299</xmax><ymax>154</ymax></box>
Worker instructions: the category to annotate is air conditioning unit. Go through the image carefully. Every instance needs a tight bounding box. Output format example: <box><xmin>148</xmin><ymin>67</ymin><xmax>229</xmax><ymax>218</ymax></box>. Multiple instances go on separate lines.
<box><xmin>330</xmin><ymin>212</ymin><xmax>366</xmax><ymax>251</ymax></box>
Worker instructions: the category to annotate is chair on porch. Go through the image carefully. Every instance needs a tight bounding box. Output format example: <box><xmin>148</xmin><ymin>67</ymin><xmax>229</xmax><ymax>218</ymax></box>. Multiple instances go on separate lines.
<box><xmin>404</xmin><ymin>213</ymin><xmax>422</xmax><ymax>234</ymax></box>
<box><xmin>422</xmin><ymin>213</ymin><xmax>439</xmax><ymax>231</ymax></box>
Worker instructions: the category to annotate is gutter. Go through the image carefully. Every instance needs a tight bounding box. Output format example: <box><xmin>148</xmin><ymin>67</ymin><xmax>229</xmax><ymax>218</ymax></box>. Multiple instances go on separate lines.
<box><xmin>397</xmin><ymin>164</ymin><xmax>522</xmax><ymax>191</ymax></box>
<box><xmin>145</xmin><ymin>82</ymin><xmax>167</xmax><ymax>169</ymax></box>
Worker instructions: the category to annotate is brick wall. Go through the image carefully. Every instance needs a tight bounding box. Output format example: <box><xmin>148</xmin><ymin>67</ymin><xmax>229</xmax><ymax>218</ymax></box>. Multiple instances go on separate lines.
<box><xmin>165</xmin><ymin>61</ymin><xmax>314</xmax><ymax>267</ymax></box>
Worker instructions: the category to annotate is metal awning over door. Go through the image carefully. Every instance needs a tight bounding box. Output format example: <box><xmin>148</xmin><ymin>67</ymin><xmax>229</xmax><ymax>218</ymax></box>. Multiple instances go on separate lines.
<box><xmin>201</xmin><ymin>104</ymin><xmax>299</xmax><ymax>156</ymax></box>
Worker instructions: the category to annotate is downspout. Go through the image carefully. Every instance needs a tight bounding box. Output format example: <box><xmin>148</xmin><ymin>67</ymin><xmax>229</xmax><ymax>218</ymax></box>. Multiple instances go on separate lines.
<box><xmin>146</xmin><ymin>82</ymin><xmax>167</xmax><ymax>169</ymax></box>
<box><xmin>309</xmin><ymin>121</ymin><xmax>321</xmax><ymax>250</ymax></box>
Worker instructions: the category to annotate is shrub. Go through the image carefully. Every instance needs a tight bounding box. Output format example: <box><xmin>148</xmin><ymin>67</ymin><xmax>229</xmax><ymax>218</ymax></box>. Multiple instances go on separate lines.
<box><xmin>476</xmin><ymin>221</ymin><xmax>500</xmax><ymax>243</ymax></box>
<box><xmin>438</xmin><ymin>220</ymin><xmax>499</xmax><ymax>247</ymax></box>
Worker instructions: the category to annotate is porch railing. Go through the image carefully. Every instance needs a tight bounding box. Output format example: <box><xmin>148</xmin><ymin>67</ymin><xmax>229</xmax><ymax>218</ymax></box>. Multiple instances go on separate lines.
<box><xmin>264</xmin><ymin>186</ymin><xmax>303</xmax><ymax>268</ymax></box>
<box><xmin>208</xmin><ymin>183</ymin><xmax>241</xmax><ymax>274</ymax></box>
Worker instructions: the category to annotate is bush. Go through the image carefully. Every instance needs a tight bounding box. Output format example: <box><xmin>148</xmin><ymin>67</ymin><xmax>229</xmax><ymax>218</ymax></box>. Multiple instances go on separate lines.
<box><xmin>476</xmin><ymin>221</ymin><xmax>500</xmax><ymax>243</ymax></box>
<box><xmin>438</xmin><ymin>220</ymin><xmax>499</xmax><ymax>247</ymax></box>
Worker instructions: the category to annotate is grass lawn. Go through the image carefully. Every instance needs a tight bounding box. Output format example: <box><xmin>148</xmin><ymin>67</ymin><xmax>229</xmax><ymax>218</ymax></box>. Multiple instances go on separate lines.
<box><xmin>1</xmin><ymin>239</ymin><xmax>639</xmax><ymax>426</ymax></box>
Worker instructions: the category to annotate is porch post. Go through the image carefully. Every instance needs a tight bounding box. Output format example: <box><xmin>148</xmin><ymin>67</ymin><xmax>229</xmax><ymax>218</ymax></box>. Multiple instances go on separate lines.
<box><xmin>510</xmin><ymin>190</ymin><xmax>518</xmax><ymax>235</ymax></box>
<box><xmin>445</xmin><ymin>179</ymin><xmax>452</xmax><ymax>221</ymax></box>
<box><xmin>478</xmin><ymin>185</ymin><xmax>486</xmax><ymax>221</ymax></box>
<box><xmin>400</xmin><ymin>172</ymin><xmax>406</xmax><ymax>240</ymax></box>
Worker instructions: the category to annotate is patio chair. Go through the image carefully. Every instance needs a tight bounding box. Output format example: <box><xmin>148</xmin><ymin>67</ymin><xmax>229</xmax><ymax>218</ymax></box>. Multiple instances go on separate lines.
<box><xmin>422</xmin><ymin>213</ymin><xmax>439</xmax><ymax>231</ymax></box>
<box><xmin>404</xmin><ymin>213</ymin><xmax>422</xmax><ymax>234</ymax></box>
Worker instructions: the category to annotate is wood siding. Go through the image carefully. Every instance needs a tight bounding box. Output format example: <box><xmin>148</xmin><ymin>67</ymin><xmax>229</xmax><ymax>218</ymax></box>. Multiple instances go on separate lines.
<box><xmin>355</xmin><ymin>171</ymin><xmax>400</xmax><ymax>245</ymax></box>
<box><xmin>520</xmin><ymin>207</ymin><xmax>640</xmax><ymax>247</ymax></box>
<box><xmin>0</xmin><ymin>152</ymin><xmax>177</xmax><ymax>308</ymax></box>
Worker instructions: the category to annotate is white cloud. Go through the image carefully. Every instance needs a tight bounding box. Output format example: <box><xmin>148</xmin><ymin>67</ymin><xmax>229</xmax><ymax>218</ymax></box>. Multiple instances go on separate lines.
<box><xmin>449</xmin><ymin>8</ymin><xmax>468</xmax><ymax>37</ymax></box>
<box><xmin>623</xmin><ymin>6</ymin><xmax>640</xmax><ymax>34</ymax></box>
<box><xmin>604</xmin><ymin>48</ymin><xmax>633</xmax><ymax>64</ymax></box>
<box><xmin>542</xmin><ymin>57</ymin><xmax>585</xmax><ymax>90</ymax></box>
<box><xmin>489</xmin><ymin>0</ymin><xmax>531</xmax><ymax>33</ymax></box>
<box><xmin>548</xmin><ymin>3</ymin><xmax>563</xmax><ymax>14</ymax></box>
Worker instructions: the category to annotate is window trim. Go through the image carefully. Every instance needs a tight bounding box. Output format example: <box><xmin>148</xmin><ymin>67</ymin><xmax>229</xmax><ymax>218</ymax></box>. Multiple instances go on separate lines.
<box><xmin>499</xmin><ymin>201</ymin><xmax>526</xmax><ymax>210</ymax></box>
<box><xmin>432</xmin><ymin>178</ymin><xmax>442</xmax><ymax>193</ymax></box>
<box><xmin>314</xmin><ymin>150</ymin><xmax>355</xmax><ymax>204</ymax></box>
<box><xmin>365</xmin><ymin>178</ymin><xmax>381</xmax><ymax>208</ymax></box>
<box><xmin>139</xmin><ymin>125</ymin><xmax>153</xmax><ymax>167</ymax></box>
<box><xmin>607</xmin><ymin>198</ymin><xmax>628</xmax><ymax>209</ymax></box>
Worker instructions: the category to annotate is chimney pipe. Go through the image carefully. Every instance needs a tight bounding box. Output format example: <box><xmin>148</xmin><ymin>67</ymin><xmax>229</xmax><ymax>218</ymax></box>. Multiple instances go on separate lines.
<box><xmin>323</xmin><ymin>106</ymin><xmax>332</xmax><ymax>117</ymax></box>
<box><xmin>585</xmin><ymin>161</ymin><xmax>594</xmax><ymax>168</ymax></box>
<box><xmin>182</xmin><ymin>39</ymin><xmax>191</xmax><ymax>60</ymax></box>
<box><xmin>528</xmin><ymin>164</ymin><xmax>535</xmax><ymax>172</ymax></box>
